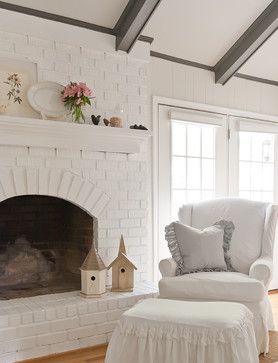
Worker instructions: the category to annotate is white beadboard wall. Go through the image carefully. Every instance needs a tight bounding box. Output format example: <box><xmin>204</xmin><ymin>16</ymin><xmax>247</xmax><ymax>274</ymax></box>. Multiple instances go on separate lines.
<box><xmin>150</xmin><ymin>57</ymin><xmax>278</xmax><ymax>116</ymax></box>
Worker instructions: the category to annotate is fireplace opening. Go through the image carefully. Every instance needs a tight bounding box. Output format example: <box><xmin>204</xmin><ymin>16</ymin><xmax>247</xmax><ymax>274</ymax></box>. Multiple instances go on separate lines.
<box><xmin>0</xmin><ymin>195</ymin><xmax>96</xmax><ymax>299</ymax></box>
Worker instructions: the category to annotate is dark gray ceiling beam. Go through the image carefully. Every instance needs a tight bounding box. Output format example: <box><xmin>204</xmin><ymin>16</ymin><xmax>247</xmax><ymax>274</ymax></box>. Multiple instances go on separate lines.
<box><xmin>214</xmin><ymin>0</ymin><xmax>278</xmax><ymax>85</ymax></box>
<box><xmin>114</xmin><ymin>0</ymin><xmax>161</xmax><ymax>52</ymax></box>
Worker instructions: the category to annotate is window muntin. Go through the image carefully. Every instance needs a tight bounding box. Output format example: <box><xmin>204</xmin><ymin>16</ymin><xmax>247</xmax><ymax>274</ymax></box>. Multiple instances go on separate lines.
<box><xmin>171</xmin><ymin>121</ymin><xmax>216</xmax><ymax>218</ymax></box>
<box><xmin>238</xmin><ymin>132</ymin><xmax>274</xmax><ymax>202</ymax></box>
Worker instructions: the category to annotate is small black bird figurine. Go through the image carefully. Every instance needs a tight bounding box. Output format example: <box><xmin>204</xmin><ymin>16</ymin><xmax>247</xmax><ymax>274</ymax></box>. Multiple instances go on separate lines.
<box><xmin>91</xmin><ymin>115</ymin><xmax>101</xmax><ymax>125</ymax></box>
<box><xmin>130</xmin><ymin>124</ymin><xmax>148</xmax><ymax>130</ymax></box>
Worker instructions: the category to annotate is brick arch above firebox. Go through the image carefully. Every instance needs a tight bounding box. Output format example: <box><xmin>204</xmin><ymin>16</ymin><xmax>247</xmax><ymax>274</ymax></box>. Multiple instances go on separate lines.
<box><xmin>0</xmin><ymin>167</ymin><xmax>110</xmax><ymax>218</ymax></box>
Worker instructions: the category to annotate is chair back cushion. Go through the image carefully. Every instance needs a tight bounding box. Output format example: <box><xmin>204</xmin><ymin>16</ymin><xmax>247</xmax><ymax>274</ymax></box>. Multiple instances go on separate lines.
<box><xmin>178</xmin><ymin>198</ymin><xmax>268</xmax><ymax>274</ymax></box>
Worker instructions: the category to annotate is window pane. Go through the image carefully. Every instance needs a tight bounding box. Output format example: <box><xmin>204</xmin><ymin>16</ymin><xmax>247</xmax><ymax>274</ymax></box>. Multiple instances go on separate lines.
<box><xmin>238</xmin><ymin>131</ymin><xmax>274</xmax><ymax>204</ymax></box>
<box><xmin>251</xmin><ymin>133</ymin><xmax>262</xmax><ymax>162</ymax></box>
<box><xmin>202</xmin><ymin>159</ymin><xmax>214</xmax><ymax>190</ymax></box>
<box><xmin>262</xmin><ymin>163</ymin><xmax>273</xmax><ymax>190</ymax></box>
<box><xmin>202</xmin><ymin>127</ymin><xmax>214</xmax><ymax>158</ymax></box>
<box><xmin>172</xmin><ymin>190</ymin><xmax>186</xmax><ymax>219</ymax></box>
<box><xmin>250</xmin><ymin>163</ymin><xmax>262</xmax><ymax>190</ymax></box>
<box><xmin>250</xmin><ymin>191</ymin><xmax>262</xmax><ymax>201</ymax></box>
<box><xmin>172</xmin><ymin>157</ymin><xmax>186</xmax><ymax>188</ymax></box>
<box><xmin>202</xmin><ymin>190</ymin><xmax>214</xmax><ymax>200</ymax></box>
<box><xmin>187</xmin><ymin>124</ymin><xmax>201</xmax><ymax>157</ymax></box>
<box><xmin>239</xmin><ymin>161</ymin><xmax>250</xmax><ymax>190</ymax></box>
<box><xmin>171</xmin><ymin>120</ymin><xmax>216</xmax><ymax>213</ymax></box>
<box><xmin>262</xmin><ymin>135</ymin><xmax>274</xmax><ymax>163</ymax></box>
<box><xmin>187</xmin><ymin>190</ymin><xmax>201</xmax><ymax>202</ymax></box>
<box><xmin>262</xmin><ymin>191</ymin><xmax>273</xmax><ymax>202</ymax></box>
<box><xmin>172</xmin><ymin>122</ymin><xmax>186</xmax><ymax>156</ymax></box>
<box><xmin>239</xmin><ymin>132</ymin><xmax>251</xmax><ymax>160</ymax></box>
<box><xmin>187</xmin><ymin>158</ymin><xmax>201</xmax><ymax>189</ymax></box>
<box><xmin>239</xmin><ymin>191</ymin><xmax>250</xmax><ymax>199</ymax></box>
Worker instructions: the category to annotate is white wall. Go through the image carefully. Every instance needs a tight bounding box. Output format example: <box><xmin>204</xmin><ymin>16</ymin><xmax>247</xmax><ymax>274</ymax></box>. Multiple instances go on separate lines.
<box><xmin>151</xmin><ymin>56</ymin><xmax>278</xmax><ymax>289</ymax></box>
<box><xmin>151</xmin><ymin>57</ymin><xmax>278</xmax><ymax>116</ymax></box>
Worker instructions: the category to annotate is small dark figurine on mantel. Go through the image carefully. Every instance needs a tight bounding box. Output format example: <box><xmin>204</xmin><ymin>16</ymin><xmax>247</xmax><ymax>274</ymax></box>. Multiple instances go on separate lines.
<box><xmin>91</xmin><ymin>114</ymin><xmax>101</xmax><ymax>125</ymax></box>
<box><xmin>130</xmin><ymin>124</ymin><xmax>148</xmax><ymax>130</ymax></box>
<box><xmin>103</xmin><ymin>118</ymin><xmax>110</xmax><ymax>126</ymax></box>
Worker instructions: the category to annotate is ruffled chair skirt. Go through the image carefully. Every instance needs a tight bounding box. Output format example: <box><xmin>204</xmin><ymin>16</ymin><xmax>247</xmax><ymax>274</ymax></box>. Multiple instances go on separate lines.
<box><xmin>105</xmin><ymin>299</ymin><xmax>259</xmax><ymax>363</ymax></box>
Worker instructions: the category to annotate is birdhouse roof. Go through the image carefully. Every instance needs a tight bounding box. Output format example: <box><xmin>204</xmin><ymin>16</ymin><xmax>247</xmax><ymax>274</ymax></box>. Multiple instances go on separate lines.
<box><xmin>118</xmin><ymin>234</ymin><xmax>126</xmax><ymax>256</ymax></box>
<box><xmin>107</xmin><ymin>252</ymin><xmax>137</xmax><ymax>270</ymax></box>
<box><xmin>81</xmin><ymin>246</ymin><xmax>106</xmax><ymax>271</ymax></box>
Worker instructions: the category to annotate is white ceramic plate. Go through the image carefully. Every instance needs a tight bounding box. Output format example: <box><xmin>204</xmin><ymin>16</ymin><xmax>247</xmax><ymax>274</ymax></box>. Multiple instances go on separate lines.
<box><xmin>28</xmin><ymin>82</ymin><xmax>67</xmax><ymax>117</ymax></box>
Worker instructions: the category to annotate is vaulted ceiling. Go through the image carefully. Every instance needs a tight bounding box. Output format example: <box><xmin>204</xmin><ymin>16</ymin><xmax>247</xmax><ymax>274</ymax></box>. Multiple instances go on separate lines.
<box><xmin>1</xmin><ymin>0</ymin><xmax>278</xmax><ymax>84</ymax></box>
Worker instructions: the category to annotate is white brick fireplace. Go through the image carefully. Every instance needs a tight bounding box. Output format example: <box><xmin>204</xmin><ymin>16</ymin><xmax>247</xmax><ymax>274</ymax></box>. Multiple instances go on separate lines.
<box><xmin>0</xmin><ymin>115</ymin><xmax>156</xmax><ymax>362</ymax></box>
<box><xmin>0</xmin><ymin>17</ymin><xmax>155</xmax><ymax>361</ymax></box>
<box><xmin>0</xmin><ymin>115</ymin><xmax>151</xmax><ymax>282</ymax></box>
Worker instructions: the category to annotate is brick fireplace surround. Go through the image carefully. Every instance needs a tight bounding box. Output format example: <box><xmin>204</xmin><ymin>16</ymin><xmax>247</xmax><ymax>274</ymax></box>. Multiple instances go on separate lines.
<box><xmin>0</xmin><ymin>115</ymin><xmax>156</xmax><ymax>362</ymax></box>
<box><xmin>0</xmin><ymin>23</ymin><xmax>156</xmax><ymax>361</ymax></box>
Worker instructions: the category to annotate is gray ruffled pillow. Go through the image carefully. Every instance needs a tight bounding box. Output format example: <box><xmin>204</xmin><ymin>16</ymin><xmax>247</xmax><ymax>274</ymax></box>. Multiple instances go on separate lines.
<box><xmin>165</xmin><ymin>220</ymin><xmax>235</xmax><ymax>276</ymax></box>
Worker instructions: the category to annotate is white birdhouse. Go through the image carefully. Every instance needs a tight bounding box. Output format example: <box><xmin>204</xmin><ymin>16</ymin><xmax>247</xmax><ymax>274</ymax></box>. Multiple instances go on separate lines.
<box><xmin>80</xmin><ymin>241</ymin><xmax>106</xmax><ymax>297</ymax></box>
<box><xmin>108</xmin><ymin>235</ymin><xmax>137</xmax><ymax>292</ymax></box>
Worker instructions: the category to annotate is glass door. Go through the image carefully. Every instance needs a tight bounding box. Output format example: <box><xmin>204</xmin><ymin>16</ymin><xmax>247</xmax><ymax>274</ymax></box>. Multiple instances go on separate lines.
<box><xmin>229</xmin><ymin>116</ymin><xmax>278</xmax><ymax>289</ymax></box>
<box><xmin>157</xmin><ymin>105</ymin><xmax>228</xmax><ymax>261</ymax></box>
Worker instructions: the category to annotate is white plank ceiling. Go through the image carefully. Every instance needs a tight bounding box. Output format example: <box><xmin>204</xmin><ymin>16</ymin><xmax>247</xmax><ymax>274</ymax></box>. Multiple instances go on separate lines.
<box><xmin>2</xmin><ymin>0</ymin><xmax>278</xmax><ymax>82</ymax></box>
<box><xmin>1</xmin><ymin>0</ymin><xmax>129</xmax><ymax>28</ymax></box>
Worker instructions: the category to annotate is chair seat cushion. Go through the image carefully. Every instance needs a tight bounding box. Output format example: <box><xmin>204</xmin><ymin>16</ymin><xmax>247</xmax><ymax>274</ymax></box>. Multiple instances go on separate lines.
<box><xmin>159</xmin><ymin>272</ymin><xmax>265</xmax><ymax>302</ymax></box>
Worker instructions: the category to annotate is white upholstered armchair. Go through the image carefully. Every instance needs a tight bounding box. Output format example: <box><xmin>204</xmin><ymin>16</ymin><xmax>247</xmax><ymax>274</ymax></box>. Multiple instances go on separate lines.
<box><xmin>159</xmin><ymin>198</ymin><xmax>278</xmax><ymax>353</ymax></box>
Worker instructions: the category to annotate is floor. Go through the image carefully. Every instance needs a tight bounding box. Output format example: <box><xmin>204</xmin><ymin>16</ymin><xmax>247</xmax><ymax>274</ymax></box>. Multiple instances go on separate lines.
<box><xmin>19</xmin><ymin>293</ymin><xmax>278</xmax><ymax>363</ymax></box>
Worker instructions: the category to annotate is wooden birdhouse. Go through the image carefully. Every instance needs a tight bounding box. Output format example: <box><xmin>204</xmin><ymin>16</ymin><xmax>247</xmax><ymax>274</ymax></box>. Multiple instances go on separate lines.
<box><xmin>108</xmin><ymin>235</ymin><xmax>137</xmax><ymax>292</ymax></box>
<box><xmin>80</xmin><ymin>241</ymin><xmax>106</xmax><ymax>297</ymax></box>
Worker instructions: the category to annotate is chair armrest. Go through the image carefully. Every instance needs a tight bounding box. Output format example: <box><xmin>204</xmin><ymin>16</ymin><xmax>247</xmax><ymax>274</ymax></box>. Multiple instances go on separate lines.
<box><xmin>159</xmin><ymin>258</ymin><xmax>177</xmax><ymax>277</ymax></box>
<box><xmin>249</xmin><ymin>256</ymin><xmax>273</xmax><ymax>288</ymax></box>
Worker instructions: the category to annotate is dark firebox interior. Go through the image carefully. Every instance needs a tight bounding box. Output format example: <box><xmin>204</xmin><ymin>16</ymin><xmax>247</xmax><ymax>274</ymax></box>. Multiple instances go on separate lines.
<box><xmin>0</xmin><ymin>195</ymin><xmax>95</xmax><ymax>299</ymax></box>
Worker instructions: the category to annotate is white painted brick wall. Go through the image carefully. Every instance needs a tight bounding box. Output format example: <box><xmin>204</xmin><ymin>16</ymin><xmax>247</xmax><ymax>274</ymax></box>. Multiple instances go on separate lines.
<box><xmin>0</xmin><ymin>27</ymin><xmax>153</xmax><ymax>361</ymax></box>
<box><xmin>0</xmin><ymin>30</ymin><xmax>150</xmax><ymax>126</ymax></box>
<box><xmin>0</xmin><ymin>30</ymin><xmax>152</xmax><ymax>283</ymax></box>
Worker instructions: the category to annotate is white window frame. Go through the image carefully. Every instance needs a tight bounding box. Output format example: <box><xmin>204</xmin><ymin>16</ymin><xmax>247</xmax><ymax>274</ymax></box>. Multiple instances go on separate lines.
<box><xmin>229</xmin><ymin>115</ymin><xmax>278</xmax><ymax>201</ymax></box>
<box><xmin>152</xmin><ymin>96</ymin><xmax>278</xmax><ymax>281</ymax></box>
<box><xmin>157</xmin><ymin>105</ymin><xmax>228</xmax><ymax>261</ymax></box>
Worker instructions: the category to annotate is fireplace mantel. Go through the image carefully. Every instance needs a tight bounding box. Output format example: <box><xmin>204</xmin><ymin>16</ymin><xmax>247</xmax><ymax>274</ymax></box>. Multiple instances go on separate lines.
<box><xmin>0</xmin><ymin>115</ymin><xmax>150</xmax><ymax>153</ymax></box>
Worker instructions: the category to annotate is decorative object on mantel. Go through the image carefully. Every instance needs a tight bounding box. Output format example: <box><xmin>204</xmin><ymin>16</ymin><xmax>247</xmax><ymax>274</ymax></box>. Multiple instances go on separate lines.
<box><xmin>110</xmin><ymin>116</ymin><xmax>123</xmax><ymax>128</ymax></box>
<box><xmin>4</xmin><ymin>73</ymin><xmax>22</xmax><ymax>104</ymax></box>
<box><xmin>0</xmin><ymin>57</ymin><xmax>37</xmax><ymax>118</ymax></box>
<box><xmin>91</xmin><ymin>114</ymin><xmax>101</xmax><ymax>125</ymax></box>
<box><xmin>108</xmin><ymin>235</ymin><xmax>137</xmax><ymax>292</ymax></box>
<box><xmin>130</xmin><ymin>124</ymin><xmax>148</xmax><ymax>130</ymax></box>
<box><xmin>80</xmin><ymin>240</ymin><xmax>107</xmax><ymax>297</ymax></box>
<box><xmin>62</xmin><ymin>81</ymin><xmax>93</xmax><ymax>123</ymax></box>
<box><xmin>28</xmin><ymin>81</ymin><xmax>67</xmax><ymax>120</ymax></box>
<box><xmin>103</xmin><ymin>118</ymin><xmax>110</xmax><ymax>126</ymax></box>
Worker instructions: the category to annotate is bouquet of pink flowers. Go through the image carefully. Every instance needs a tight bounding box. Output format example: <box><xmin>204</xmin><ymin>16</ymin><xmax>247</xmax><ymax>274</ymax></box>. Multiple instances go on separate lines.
<box><xmin>62</xmin><ymin>82</ymin><xmax>93</xmax><ymax>123</ymax></box>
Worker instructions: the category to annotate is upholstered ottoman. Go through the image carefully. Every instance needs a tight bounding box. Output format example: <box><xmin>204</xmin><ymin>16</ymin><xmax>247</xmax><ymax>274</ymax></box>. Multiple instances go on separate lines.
<box><xmin>105</xmin><ymin>298</ymin><xmax>258</xmax><ymax>363</ymax></box>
